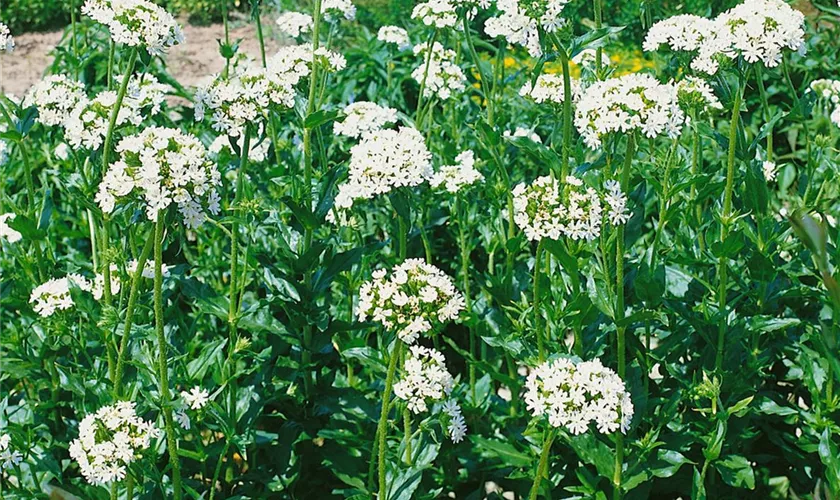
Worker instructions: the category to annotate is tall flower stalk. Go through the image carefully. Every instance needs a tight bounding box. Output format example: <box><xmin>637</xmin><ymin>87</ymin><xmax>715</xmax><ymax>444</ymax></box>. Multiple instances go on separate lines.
<box><xmin>529</xmin><ymin>427</ymin><xmax>556</xmax><ymax>500</ymax></box>
<box><xmin>715</xmin><ymin>80</ymin><xmax>743</xmax><ymax>374</ymax></box>
<box><xmin>153</xmin><ymin>212</ymin><xmax>182</xmax><ymax>500</ymax></box>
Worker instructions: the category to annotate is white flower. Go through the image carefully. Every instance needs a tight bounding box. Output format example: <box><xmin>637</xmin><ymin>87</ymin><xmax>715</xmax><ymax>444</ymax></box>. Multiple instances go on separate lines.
<box><xmin>575</xmin><ymin>73</ymin><xmax>685</xmax><ymax>149</ymax></box>
<box><xmin>513</xmin><ymin>175</ymin><xmax>616</xmax><ymax>242</ymax></box>
<box><xmin>331</xmin><ymin>127</ymin><xmax>432</xmax><ymax>220</ymax></box>
<box><xmin>520</xmin><ymin>74</ymin><xmax>581</xmax><ymax>106</ymax></box>
<box><xmin>441</xmin><ymin>399</ymin><xmax>467</xmax><ymax>443</ymax></box>
<box><xmin>377</xmin><ymin>26</ymin><xmax>411</xmax><ymax>50</ymax></box>
<box><xmin>69</xmin><ymin>402</ymin><xmax>161</xmax><ymax>485</ymax></box>
<box><xmin>181</xmin><ymin>387</ymin><xmax>211</xmax><ymax>410</ymax></box>
<box><xmin>127</xmin><ymin>258</ymin><xmax>170</xmax><ymax>279</ymax></box>
<box><xmin>92</xmin><ymin>264</ymin><xmax>122</xmax><ymax>301</ymax></box>
<box><xmin>0</xmin><ymin>23</ymin><xmax>14</xmax><ymax>52</ymax></box>
<box><xmin>0</xmin><ymin>213</ymin><xmax>22</xmax><ymax>244</ymax></box>
<box><xmin>412</xmin><ymin>0</ymin><xmax>459</xmax><ymax>29</ymax></box>
<box><xmin>603</xmin><ymin>180</ymin><xmax>630</xmax><ymax>225</ymax></box>
<box><xmin>96</xmin><ymin>127</ymin><xmax>221</xmax><ymax>229</ymax></box>
<box><xmin>676</xmin><ymin>76</ymin><xmax>722</xmax><ymax>115</ymax></box>
<box><xmin>810</xmin><ymin>79</ymin><xmax>840</xmax><ymax>126</ymax></box>
<box><xmin>0</xmin><ymin>432</ymin><xmax>23</xmax><ymax>470</ymax></box>
<box><xmin>322</xmin><ymin>0</ymin><xmax>356</xmax><ymax>21</ymax></box>
<box><xmin>64</xmin><ymin>75</ymin><xmax>168</xmax><ymax>150</ymax></box>
<box><xmin>22</xmin><ymin>76</ymin><xmax>87</xmax><ymax>127</ymax></box>
<box><xmin>333</xmin><ymin>101</ymin><xmax>398</xmax><ymax>139</ymax></box>
<box><xmin>643</xmin><ymin>14</ymin><xmax>716</xmax><ymax>54</ymax></box>
<box><xmin>276</xmin><ymin>12</ymin><xmax>313</xmax><ymax>38</ymax></box>
<box><xmin>429</xmin><ymin>151</ymin><xmax>483</xmax><ymax>193</ymax></box>
<box><xmin>29</xmin><ymin>274</ymin><xmax>92</xmax><ymax>317</ymax></box>
<box><xmin>525</xmin><ymin>357</ymin><xmax>634</xmax><ymax>434</ymax></box>
<box><xmin>82</xmin><ymin>0</ymin><xmax>184</xmax><ymax>55</ymax></box>
<box><xmin>412</xmin><ymin>42</ymin><xmax>466</xmax><ymax>101</ymax></box>
<box><xmin>504</xmin><ymin>127</ymin><xmax>541</xmax><ymax>143</ymax></box>
<box><xmin>762</xmin><ymin>160</ymin><xmax>777</xmax><ymax>181</ymax></box>
<box><xmin>485</xmin><ymin>0</ymin><xmax>569</xmax><ymax>57</ymax></box>
<box><xmin>357</xmin><ymin>259</ymin><xmax>464</xmax><ymax>344</ymax></box>
<box><xmin>394</xmin><ymin>345</ymin><xmax>455</xmax><ymax>413</ymax></box>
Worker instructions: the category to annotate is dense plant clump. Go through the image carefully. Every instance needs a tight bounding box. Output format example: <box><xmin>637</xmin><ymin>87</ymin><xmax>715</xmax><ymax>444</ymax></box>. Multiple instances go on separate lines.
<box><xmin>2</xmin><ymin>0</ymin><xmax>840</xmax><ymax>498</ymax></box>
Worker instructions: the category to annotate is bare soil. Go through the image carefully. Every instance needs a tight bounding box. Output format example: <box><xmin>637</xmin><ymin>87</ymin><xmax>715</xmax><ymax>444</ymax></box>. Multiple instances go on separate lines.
<box><xmin>1</xmin><ymin>16</ymin><xmax>283</xmax><ymax>97</ymax></box>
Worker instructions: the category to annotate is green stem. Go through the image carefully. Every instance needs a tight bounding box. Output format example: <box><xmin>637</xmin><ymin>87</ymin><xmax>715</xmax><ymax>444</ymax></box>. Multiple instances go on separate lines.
<box><xmin>559</xmin><ymin>48</ymin><xmax>573</xmax><ymax>182</ymax></box>
<box><xmin>113</xmin><ymin>229</ymin><xmax>155</xmax><ymax>396</ymax></box>
<box><xmin>594</xmin><ymin>0</ymin><xmax>603</xmax><ymax>74</ymax></box>
<box><xmin>534</xmin><ymin>239</ymin><xmax>546</xmax><ymax>362</ymax></box>
<box><xmin>154</xmin><ymin>213</ymin><xmax>182</xmax><ymax>500</ymax></box>
<box><xmin>403</xmin><ymin>409</ymin><xmax>412</xmax><ymax>465</ymax></box>
<box><xmin>415</xmin><ymin>30</ymin><xmax>439</xmax><ymax>126</ymax></box>
<box><xmin>781</xmin><ymin>57</ymin><xmax>814</xmax><ymax>202</ymax></box>
<box><xmin>100</xmin><ymin>48</ymin><xmax>139</xmax><ymax>307</ymax></box>
<box><xmin>613</xmin><ymin>132</ymin><xmax>635</xmax><ymax>500</ymax></box>
<box><xmin>456</xmin><ymin>196</ymin><xmax>476</xmax><ymax>403</ymax></box>
<box><xmin>755</xmin><ymin>65</ymin><xmax>773</xmax><ymax>162</ymax></box>
<box><xmin>715</xmin><ymin>80</ymin><xmax>743</xmax><ymax>374</ymax></box>
<box><xmin>690</xmin><ymin>112</ymin><xmax>705</xmax><ymax>252</ymax></box>
<box><xmin>209</xmin><ymin>438</ymin><xmax>231</xmax><ymax>500</ymax></box>
<box><xmin>529</xmin><ymin>427</ymin><xmax>556</xmax><ymax>500</ymax></box>
<box><xmin>377</xmin><ymin>341</ymin><xmax>404</xmax><ymax>497</ymax></box>
<box><xmin>221</xmin><ymin>0</ymin><xmax>231</xmax><ymax>78</ymax></box>
<box><xmin>255</xmin><ymin>6</ymin><xmax>267</xmax><ymax>68</ymax></box>
<box><xmin>462</xmin><ymin>16</ymin><xmax>493</xmax><ymax>125</ymax></box>
<box><xmin>651</xmin><ymin>139</ymin><xmax>678</xmax><ymax>263</ymax></box>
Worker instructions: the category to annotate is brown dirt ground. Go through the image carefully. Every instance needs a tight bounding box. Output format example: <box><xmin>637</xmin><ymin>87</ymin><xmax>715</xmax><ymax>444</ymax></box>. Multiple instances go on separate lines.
<box><xmin>1</xmin><ymin>15</ymin><xmax>284</xmax><ymax>97</ymax></box>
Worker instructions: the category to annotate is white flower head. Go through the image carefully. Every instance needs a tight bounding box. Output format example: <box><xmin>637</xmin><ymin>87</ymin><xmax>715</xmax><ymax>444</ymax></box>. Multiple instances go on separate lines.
<box><xmin>82</xmin><ymin>0</ymin><xmax>184</xmax><ymax>55</ymax></box>
<box><xmin>29</xmin><ymin>274</ymin><xmax>92</xmax><ymax>317</ymax></box>
<box><xmin>0</xmin><ymin>23</ymin><xmax>14</xmax><ymax>52</ymax></box>
<box><xmin>334</xmin><ymin>101</ymin><xmax>398</xmax><ymax>139</ymax></box>
<box><xmin>0</xmin><ymin>213</ymin><xmax>23</xmax><ymax>244</ymax></box>
<box><xmin>23</xmin><ymin>76</ymin><xmax>87</xmax><ymax>127</ymax></box>
<box><xmin>412</xmin><ymin>42</ymin><xmax>466</xmax><ymax>100</ymax></box>
<box><xmin>378</xmin><ymin>26</ymin><xmax>411</xmax><ymax>50</ymax></box>
<box><xmin>485</xmin><ymin>0</ymin><xmax>570</xmax><ymax>57</ymax></box>
<box><xmin>575</xmin><ymin>73</ymin><xmax>685</xmax><ymax>149</ymax></box>
<box><xmin>394</xmin><ymin>345</ymin><xmax>455</xmax><ymax>413</ymax></box>
<box><xmin>429</xmin><ymin>151</ymin><xmax>483</xmax><ymax>193</ymax></box>
<box><xmin>0</xmin><ymin>432</ymin><xmax>23</xmax><ymax>470</ymax></box>
<box><xmin>520</xmin><ymin>73</ymin><xmax>581</xmax><ymax>106</ymax></box>
<box><xmin>762</xmin><ymin>160</ymin><xmax>777</xmax><ymax>182</ymax></box>
<box><xmin>181</xmin><ymin>387</ymin><xmax>211</xmax><ymax>410</ymax></box>
<box><xmin>69</xmin><ymin>402</ymin><xmax>161</xmax><ymax>485</ymax></box>
<box><xmin>276</xmin><ymin>12</ymin><xmax>313</xmax><ymax>38</ymax></box>
<box><xmin>676</xmin><ymin>76</ymin><xmax>722</xmax><ymax>115</ymax></box>
<box><xmin>96</xmin><ymin>127</ymin><xmax>221</xmax><ymax>229</ymax></box>
<box><xmin>331</xmin><ymin>127</ymin><xmax>432</xmax><ymax>221</ymax></box>
<box><xmin>412</xmin><ymin>0</ymin><xmax>459</xmax><ymax>29</ymax></box>
<box><xmin>525</xmin><ymin>357</ymin><xmax>634</xmax><ymax>434</ymax></box>
<box><xmin>357</xmin><ymin>259</ymin><xmax>464</xmax><ymax>344</ymax></box>
<box><xmin>322</xmin><ymin>0</ymin><xmax>356</xmax><ymax>21</ymax></box>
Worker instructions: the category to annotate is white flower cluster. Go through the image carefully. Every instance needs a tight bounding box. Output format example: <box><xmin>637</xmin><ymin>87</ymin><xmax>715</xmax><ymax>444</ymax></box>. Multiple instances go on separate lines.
<box><xmin>196</xmin><ymin>45</ymin><xmax>345</xmax><ymax>136</ymax></box>
<box><xmin>333</xmin><ymin>127</ymin><xmax>432</xmax><ymax>215</ymax></box>
<box><xmin>209</xmin><ymin>132</ymin><xmax>271</xmax><ymax>163</ymax></box>
<box><xmin>412</xmin><ymin>0</ymin><xmax>459</xmax><ymax>29</ymax></box>
<box><xmin>504</xmin><ymin>127</ymin><xmax>541</xmax><ymax>143</ymax></box>
<box><xmin>0</xmin><ymin>433</ymin><xmax>22</xmax><ymax>470</ymax></box>
<box><xmin>97</xmin><ymin>127</ymin><xmax>221</xmax><ymax>229</ymax></box>
<box><xmin>29</xmin><ymin>274</ymin><xmax>91</xmax><ymax>317</ymax></box>
<box><xmin>513</xmin><ymin>175</ymin><xmax>605</xmax><ymax>242</ymax></box>
<box><xmin>485</xmin><ymin>0</ymin><xmax>569</xmax><ymax>57</ymax></box>
<box><xmin>603</xmin><ymin>180</ymin><xmax>631</xmax><ymax>225</ymax></box>
<box><xmin>525</xmin><ymin>357</ymin><xmax>634</xmax><ymax>435</ymax></box>
<box><xmin>69</xmin><ymin>402</ymin><xmax>161</xmax><ymax>485</ymax></box>
<box><xmin>173</xmin><ymin>387</ymin><xmax>211</xmax><ymax>431</ymax></box>
<box><xmin>810</xmin><ymin>79</ymin><xmax>840</xmax><ymax>126</ymax></box>
<box><xmin>574</xmin><ymin>73</ymin><xmax>685</xmax><ymax>149</ymax></box>
<box><xmin>22</xmin><ymin>75</ymin><xmax>87</xmax><ymax>127</ymax></box>
<box><xmin>676</xmin><ymin>76</ymin><xmax>722</xmax><ymax>115</ymax></box>
<box><xmin>412</xmin><ymin>42</ymin><xmax>466</xmax><ymax>100</ymax></box>
<box><xmin>275</xmin><ymin>12</ymin><xmax>313</xmax><ymax>38</ymax></box>
<box><xmin>519</xmin><ymin>74</ymin><xmax>581</xmax><ymax>105</ymax></box>
<box><xmin>0</xmin><ymin>23</ymin><xmax>14</xmax><ymax>52</ymax></box>
<box><xmin>82</xmin><ymin>0</ymin><xmax>184</xmax><ymax>55</ymax></box>
<box><xmin>377</xmin><ymin>26</ymin><xmax>411</xmax><ymax>50</ymax></box>
<box><xmin>322</xmin><ymin>0</ymin><xmax>356</xmax><ymax>21</ymax></box>
<box><xmin>394</xmin><ymin>345</ymin><xmax>455</xmax><ymax>413</ymax></box>
<box><xmin>127</xmin><ymin>258</ymin><xmax>170</xmax><ymax>279</ymax></box>
<box><xmin>394</xmin><ymin>346</ymin><xmax>468</xmax><ymax>443</ymax></box>
<box><xmin>0</xmin><ymin>213</ymin><xmax>22</xmax><ymax>244</ymax></box>
<box><xmin>357</xmin><ymin>259</ymin><xmax>464</xmax><ymax>344</ymax></box>
<box><xmin>644</xmin><ymin>0</ymin><xmax>805</xmax><ymax>75</ymax></box>
<box><xmin>64</xmin><ymin>75</ymin><xmax>169</xmax><ymax>150</ymax></box>
<box><xmin>429</xmin><ymin>151</ymin><xmax>483</xmax><ymax>193</ymax></box>
<box><xmin>333</xmin><ymin>101</ymin><xmax>398</xmax><ymax>138</ymax></box>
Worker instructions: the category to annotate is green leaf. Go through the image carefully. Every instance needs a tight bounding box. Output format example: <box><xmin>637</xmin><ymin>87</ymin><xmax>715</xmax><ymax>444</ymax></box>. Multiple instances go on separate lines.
<box><xmin>692</xmin><ymin>467</ymin><xmax>707</xmax><ymax>500</ymax></box>
<box><xmin>569</xmin><ymin>26</ymin><xmax>625</xmax><ymax>58</ymax></box>
<box><xmin>586</xmin><ymin>273</ymin><xmax>614</xmax><ymax>319</ymax></box>
<box><xmin>715</xmin><ymin>455</ymin><xmax>755</xmax><ymax>490</ymax></box>
<box><xmin>818</xmin><ymin>429</ymin><xmax>840</xmax><ymax>494</ymax></box>
<box><xmin>38</xmin><ymin>188</ymin><xmax>53</xmax><ymax>231</ymax></box>
<box><xmin>703</xmin><ymin>419</ymin><xmax>726</xmax><ymax>462</ymax></box>
<box><xmin>568</xmin><ymin>433</ymin><xmax>615</xmax><ymax>481</ymax></box>
<box><xmin>304</xmin><ymin>109</ymin><xmax>340</xmax><ymax>129</ymax></box>
<box><xmin>282</xmin><ymin>196</ymin><xmax>318</xmax><ymax>230</ymax></box>
<box><xmin>650</xmin><ymin>450</ymin><xmax>694</xmax><ymax>479</ymax></box>
<box><xmin>470</xmin><ymin>436</ymin><xmax>532</xmax><ymax>467</ymax></box>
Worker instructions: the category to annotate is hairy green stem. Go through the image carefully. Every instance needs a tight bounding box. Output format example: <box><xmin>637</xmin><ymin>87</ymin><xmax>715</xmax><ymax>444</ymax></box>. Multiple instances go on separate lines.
<box><xmin>613</xmin><ymin>132</ymin><xmax>635</xmax><ymax>500</ymax></box>
<box><xmin>113</xmin><ymin>229</ymin><xmax>155</xmax><ymax>396</ymax></box>
<box><xmin>690</xmin><ymin>111</ymin><xmax>705</xmax><ymax>252</ymax></box>
<box><xmin>403</xmin><ymin>409</ymin><xmax>412</xmax><ymax>465</ymax></box>
<box><xmin>755</xmin><ymin>65</ymin><xmax>773</xmax><ymax>161</ymax></box>
<box><xmin>715</xmin><ymin>81</ymin><xmax>743</xmax><ymax>374</ymax></box>
<box><xmin>376</xmin><ymin>341</ymin><xmax>404</xmax><ymax>497</ymax></box>
<box><xmin>456</xmin><ymin>196</ymin><xmax>476</xmax><ymax>402</ymax></box>
<box><xmin>529</xmin><ymin>427</ymin><xmax>556</xmax><ymax>500</ymax></box>
<box><xmin>594</xmin><ymin>0</ymin><xmax>603</xmax><ymax>73</ymax></box>
<box><xmin>154</xmin><ymin>213</ymin><xmax>182</xmax><ymax>500</ymax></box>
<box><xmin>559</xmin><ymin>48</ymin><xmax>573</xmax><ymax>182</ymax></box>
<box><xmin>534</xmin><ymin>239</ymin><xmax>546</xmax><ymax>362</ymax></box>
